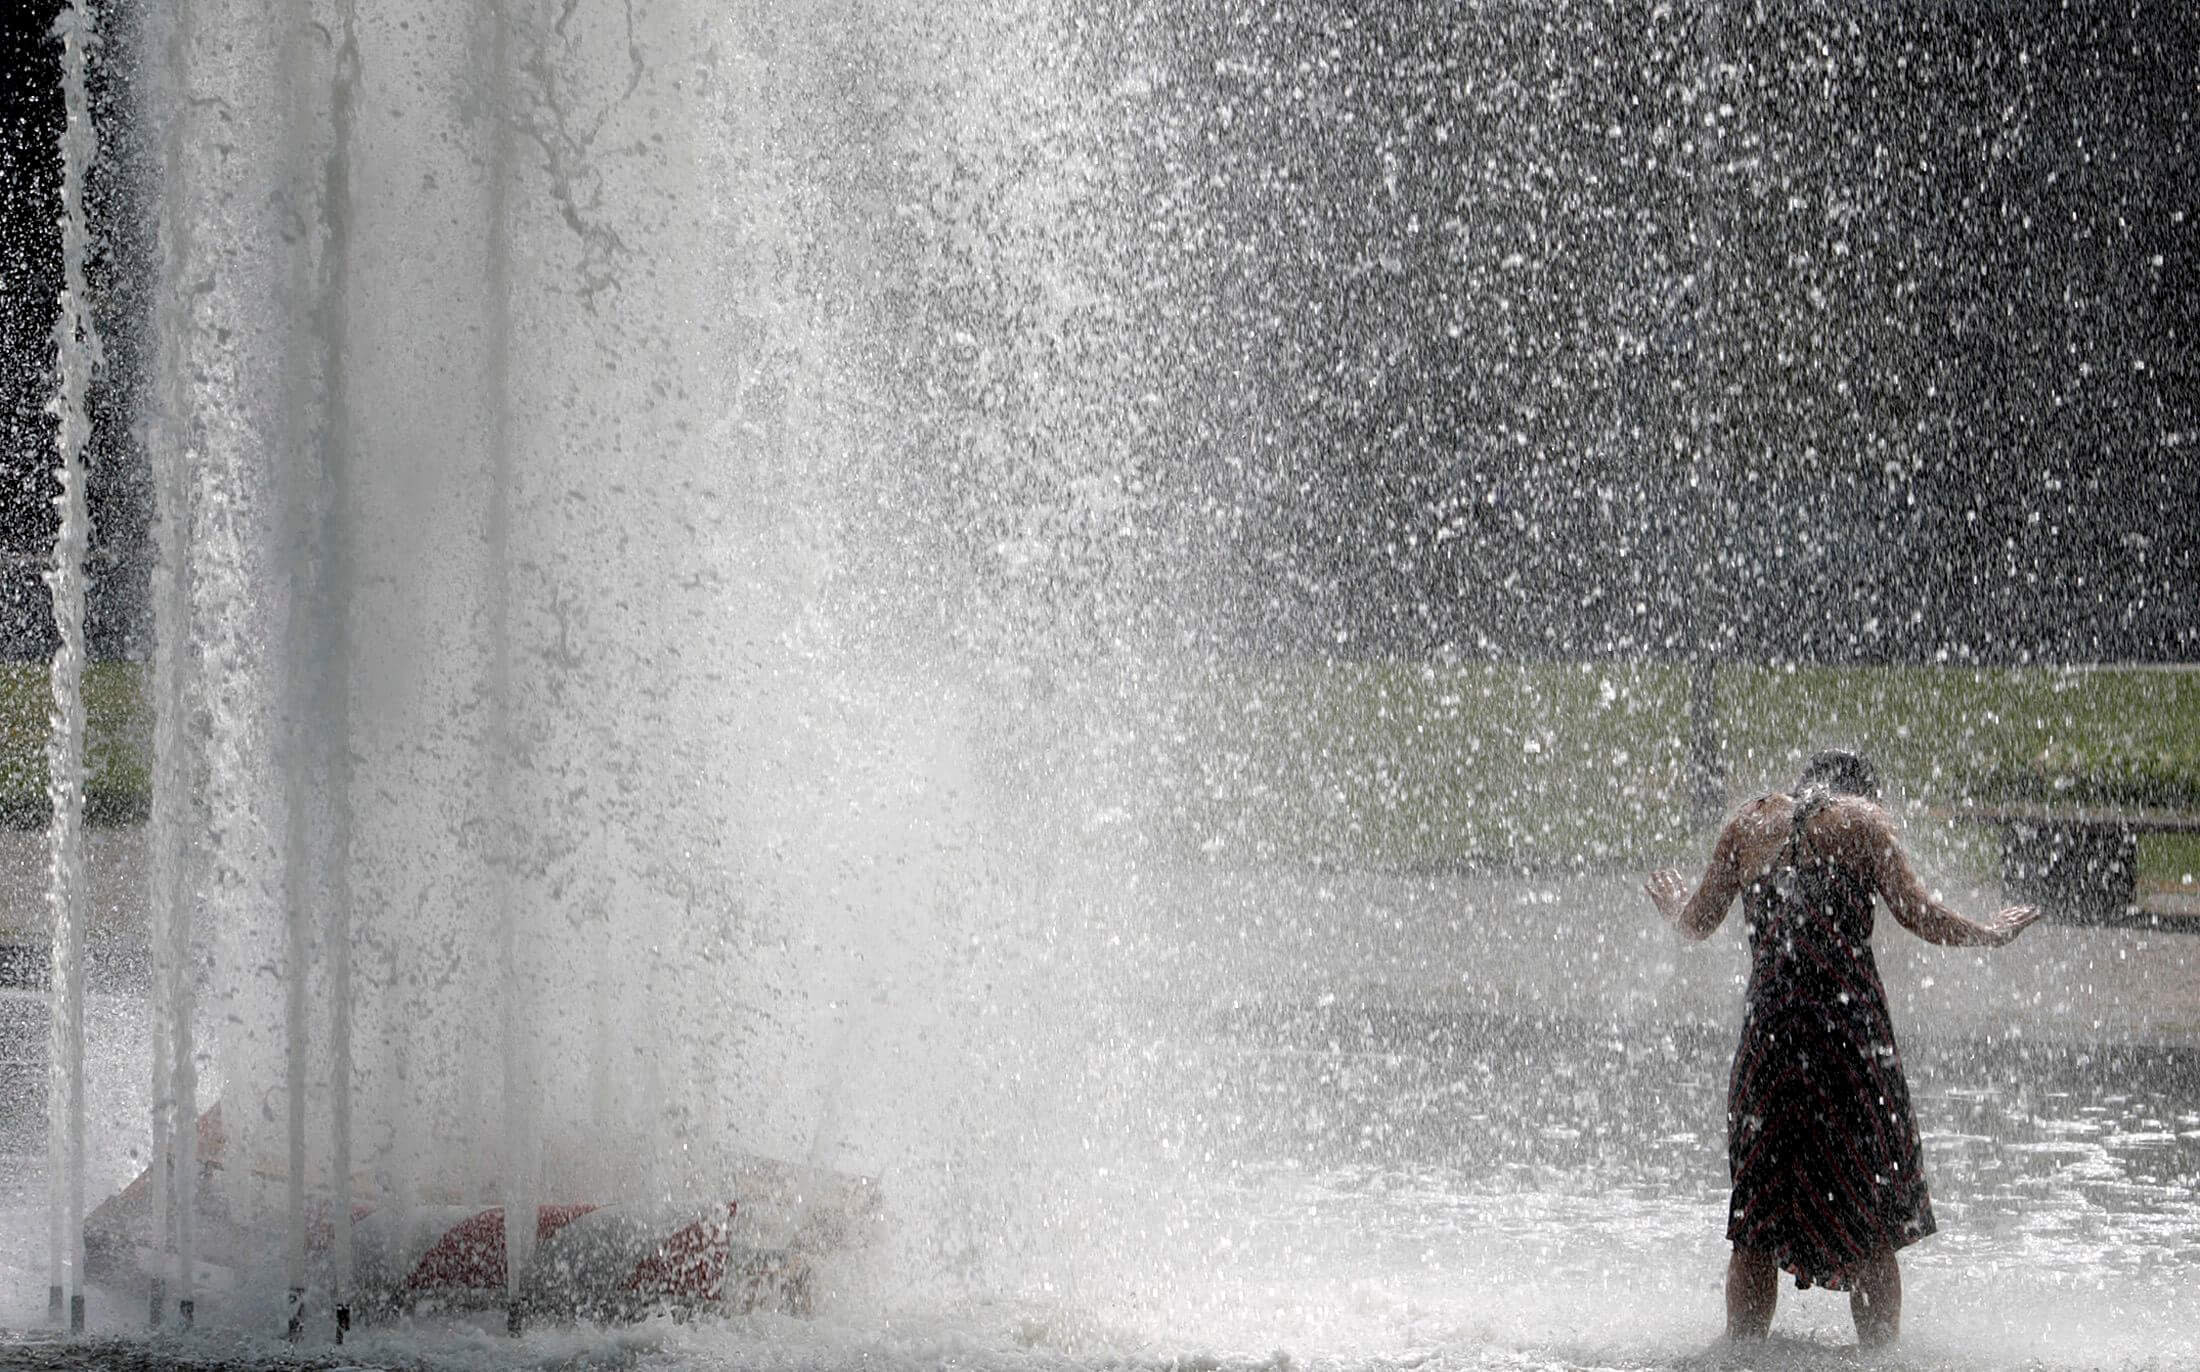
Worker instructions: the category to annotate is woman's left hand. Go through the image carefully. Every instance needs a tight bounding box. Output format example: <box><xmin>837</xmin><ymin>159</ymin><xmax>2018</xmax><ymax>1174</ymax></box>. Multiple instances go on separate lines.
<box><xmin>1977</xmin><ymin>904</ymin><xmax>2044</xmax><ymax>946</ymax></box>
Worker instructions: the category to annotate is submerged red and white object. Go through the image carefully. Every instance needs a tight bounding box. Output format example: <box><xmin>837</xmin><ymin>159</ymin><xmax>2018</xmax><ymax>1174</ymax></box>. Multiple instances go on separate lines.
<box><xmin>86</xmin><ymin>1103</ymin><xmax>875</xmax><ymax>1322</ymax></box>
<box><xmin>351</xmin><ymin>1199</ymin><xmax>811</xmax><ymax>1316</ymax></box>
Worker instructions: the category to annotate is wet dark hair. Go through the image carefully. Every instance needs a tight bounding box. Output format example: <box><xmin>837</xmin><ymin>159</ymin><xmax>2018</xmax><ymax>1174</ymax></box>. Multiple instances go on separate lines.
<box><xmin>1798</xmin><ymin>748</ymin><xmax>1880</xmax><ymax>800</ymax></box>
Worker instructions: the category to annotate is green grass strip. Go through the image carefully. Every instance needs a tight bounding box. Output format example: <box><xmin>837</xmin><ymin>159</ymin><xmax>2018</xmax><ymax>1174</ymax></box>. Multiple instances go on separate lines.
<box><xmin>1158</xmin><ymin>658</ymin><xmax>1701</xmax><ymax>869</ymax></box>
<box><xmin>1156</xmin><ymin>659</ymin><xmax>2200</xmax><ymax>873</ymax></box>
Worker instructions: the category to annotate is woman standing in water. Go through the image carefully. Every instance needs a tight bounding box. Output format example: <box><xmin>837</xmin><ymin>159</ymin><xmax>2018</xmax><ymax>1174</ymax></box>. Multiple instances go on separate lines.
<box><xmin>1644</xmin><ymin>749</ymin><xmax>2041</xmax><ymax>1348</ymax></box>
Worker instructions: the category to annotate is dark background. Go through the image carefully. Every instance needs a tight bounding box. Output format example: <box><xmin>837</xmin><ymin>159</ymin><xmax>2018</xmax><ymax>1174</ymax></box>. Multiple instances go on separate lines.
<box><xmin>1117</xmin><ymin>0</ymin><xmax>2198</xmax><ymax>665</ymax></box>
<box><xmin>1</xmin><ymin>0</ymin><xmax>149</xmax><ymax>661</ymax></box>
<box><xmin>1</xmin><ymin>0</ymin><xmax>2193</xmax><ymax>667</ymax></box>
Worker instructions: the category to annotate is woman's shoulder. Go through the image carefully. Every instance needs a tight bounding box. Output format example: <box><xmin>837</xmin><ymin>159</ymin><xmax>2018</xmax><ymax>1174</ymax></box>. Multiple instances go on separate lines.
<box><xmin>1821</xmin><ymin>792</ymin><xmax>1896</xmax><ymax>830</ymax></box>
<box><xmin>1807</xmin><ymin>793</ymin><xmax>1902</xmax><ymax>862</ymax></box>
<box><xmin>1720</xmin><ymin>793</ymin><xmax>1793</xmax><ymax>866</ymax></box>
<box><xmin>1735</xmin><ymin>792</ymin><xmax>1791</xmax><ymax>826</ymax></box>
<box><xmin>1734</xmin><ymin>790</ymin><xmax>1896</xmax><ymax>848</ymax></box>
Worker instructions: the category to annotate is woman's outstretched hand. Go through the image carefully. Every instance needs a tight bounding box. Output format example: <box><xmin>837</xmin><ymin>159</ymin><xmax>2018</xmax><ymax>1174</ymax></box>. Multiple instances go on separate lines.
<box><xmin>1977</xmin><ymin>904</ymin><xmax>2045</xmax><ymax>946</ymax></box>
<box><xmin>1645</xmin><ymin>868</ymin><xmax>1691</xmax><ymax>926</ymax></box>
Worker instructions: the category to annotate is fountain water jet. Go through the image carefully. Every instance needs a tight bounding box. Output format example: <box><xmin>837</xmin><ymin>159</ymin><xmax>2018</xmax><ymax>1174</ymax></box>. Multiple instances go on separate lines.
<box><xmin>44</xmin><ymin>0</ymin><xmax>102</xmax><ymax>1336</ymax></box>
<box><xmin>110</xmin><ymin>0</ymin><xmax>1166</xmax><ymax>1335</ymax></box>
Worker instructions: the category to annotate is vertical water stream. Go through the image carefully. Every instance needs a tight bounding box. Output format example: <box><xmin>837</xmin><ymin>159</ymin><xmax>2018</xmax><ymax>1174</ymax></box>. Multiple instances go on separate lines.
<box><xmin>44</xmin><ymin>0</ymin><xmax>101</xmax><ymax>1333</ymax></box>
<box><xmin>316</xmin><ymin>0</ymin><xmax>364</xmax><ymax>1328</ymax></box>
<box><xmin>147</xmin><ymin>0</ymin><xmax>206</xmax><ymax>1316</ymax></box>
<box><xmin>480</xmin><ymin>0</ymin><xmax>534</xmax><ymax>1318</ymax></box>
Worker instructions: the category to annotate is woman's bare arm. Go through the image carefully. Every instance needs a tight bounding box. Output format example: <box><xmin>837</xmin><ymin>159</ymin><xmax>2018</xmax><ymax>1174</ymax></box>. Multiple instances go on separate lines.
<box><xmin>1865</xmin><ymin>812</ymin><xmax>2042</xmax><ymax>947</ymax></box>
<box><xmin>1646</xmin><ymin>807</ymin><xmax>1758</xmax><ymax>941</ymax></box>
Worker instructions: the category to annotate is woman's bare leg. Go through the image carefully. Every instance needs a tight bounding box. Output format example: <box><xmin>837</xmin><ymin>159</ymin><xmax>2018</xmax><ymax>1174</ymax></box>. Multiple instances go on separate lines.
<box><xmin>1849</xmin><ymin>1248</ymin><xmax>1901</xmax><ymax>1348</ymax></box>
<box><xmin>1725</xmin><ymin>1246</ymin><xmax>1777</xmax><ymax>1340</ymax></box>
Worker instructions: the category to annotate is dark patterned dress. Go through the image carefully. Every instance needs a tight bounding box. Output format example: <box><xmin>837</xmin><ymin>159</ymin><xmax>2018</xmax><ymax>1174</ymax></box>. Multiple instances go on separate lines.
<box><xmin>1725</xmin><ymin>796</ymin><xmax>1935</xmax><ymax>1289</ymax></box>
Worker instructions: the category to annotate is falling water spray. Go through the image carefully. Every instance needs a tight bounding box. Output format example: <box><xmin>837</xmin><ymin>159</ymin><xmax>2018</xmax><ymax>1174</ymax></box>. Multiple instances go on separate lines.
<box><xmin>45</xmin><ymin>0</ymin><xmax>102</xmax><ymax>1336</ymax></box>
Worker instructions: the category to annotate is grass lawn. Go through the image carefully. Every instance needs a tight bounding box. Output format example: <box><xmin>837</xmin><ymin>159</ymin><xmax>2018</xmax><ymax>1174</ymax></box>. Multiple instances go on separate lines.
<box><xmin>1158</xmin><ymin>658</ymin><xmax>1700</xmax><ymax>868</ymax></box>
<box><xmin>2142</xmin><ymin>834</ymin><xmax>2200</xmax><ymax>900</ymax></box>
<box><xmin>1719</xmin><ymin>664</ymin><xmax>2200</xmax><ymax>808</ymax></box>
